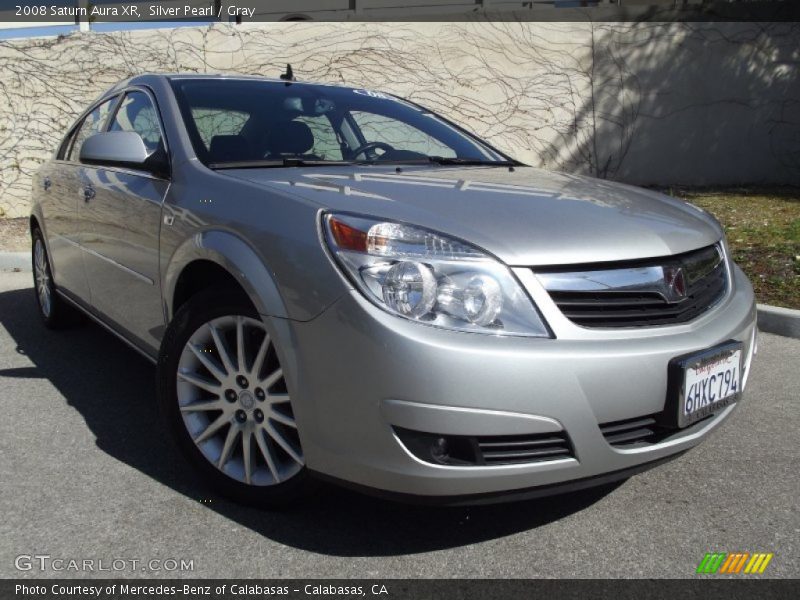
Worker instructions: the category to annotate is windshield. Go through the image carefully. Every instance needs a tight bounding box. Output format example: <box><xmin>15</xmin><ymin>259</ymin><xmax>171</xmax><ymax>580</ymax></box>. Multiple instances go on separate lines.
<box><xmin>170</xmin><ymin>79</ymin><xmax>514</xmax><ymax>167</ymax></box>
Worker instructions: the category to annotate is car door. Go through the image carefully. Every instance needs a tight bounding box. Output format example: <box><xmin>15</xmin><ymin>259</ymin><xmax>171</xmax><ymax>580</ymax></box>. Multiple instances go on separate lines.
<box><xmin>40</xmin><ymin>97</ymin><xmax>117</xmax><ymax>305</ymax></box>
<box><xmin>79</xmin><ymin>88</ymin><xmax>169</xmax><ymax>352</ymax></box>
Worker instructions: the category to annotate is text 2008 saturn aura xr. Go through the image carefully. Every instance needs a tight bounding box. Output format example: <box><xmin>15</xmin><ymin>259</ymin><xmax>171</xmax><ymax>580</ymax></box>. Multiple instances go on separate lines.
<box><xmin>30</xmin><ymin>74</ymin><xmax>757</xmax><ymax>506</ymax></box>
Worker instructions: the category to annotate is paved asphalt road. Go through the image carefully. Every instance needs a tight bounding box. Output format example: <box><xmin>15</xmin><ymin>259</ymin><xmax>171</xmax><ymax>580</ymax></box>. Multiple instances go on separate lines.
<box><xmin>0</xmin><ymin>270</ymin><xmax>797</xmax><ymax>579</ymax></box>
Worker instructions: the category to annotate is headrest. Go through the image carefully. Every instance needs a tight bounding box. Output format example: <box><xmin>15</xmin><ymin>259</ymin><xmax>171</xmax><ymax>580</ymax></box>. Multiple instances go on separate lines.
<box><xmin>266</xmin><ymin>121</ymin><xmax>314</xmax><ymax>156</ymax></box>
<box><xmin>209</xmin><ymin>135</ymin><xmax>253</xmax><ymax>163</ymax></box>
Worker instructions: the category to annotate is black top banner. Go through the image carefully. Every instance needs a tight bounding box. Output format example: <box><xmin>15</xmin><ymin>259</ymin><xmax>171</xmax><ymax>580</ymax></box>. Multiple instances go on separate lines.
<box><xmin>0</xmin><ymin>0</ymin><xmax>798</xmax><ymax>24</ymax></box>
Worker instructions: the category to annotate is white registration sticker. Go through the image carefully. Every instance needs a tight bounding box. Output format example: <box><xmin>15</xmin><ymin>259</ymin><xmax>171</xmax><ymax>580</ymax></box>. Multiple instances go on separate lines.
<box><xmin>682</xmin><ymin>349</ymin><xmax>741</xmax><ymax>425</ymax></box>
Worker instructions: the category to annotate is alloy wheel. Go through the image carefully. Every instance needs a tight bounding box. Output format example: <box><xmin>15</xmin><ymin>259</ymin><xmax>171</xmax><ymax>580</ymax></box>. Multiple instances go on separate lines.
<box><xmin>176</xmin><ymin>315</ymin><xmax>303</xmax><ymax>486</ymax></box>
<box><xmin>34</xmin><ymin>238</ymin><xmax>52</xmax><ymax>318</ymax></box>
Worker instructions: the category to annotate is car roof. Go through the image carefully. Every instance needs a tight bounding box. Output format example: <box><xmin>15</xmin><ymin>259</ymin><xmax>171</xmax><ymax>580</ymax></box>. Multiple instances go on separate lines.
<box><xmin>108</xmin><ymin>72</ymin><xmax>360</xmax><ymax>95</ymax></box>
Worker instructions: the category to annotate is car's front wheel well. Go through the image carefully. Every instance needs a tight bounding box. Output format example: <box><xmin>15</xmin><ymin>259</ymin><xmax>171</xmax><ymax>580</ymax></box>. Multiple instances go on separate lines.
<box><xmin>172</xmin><ymin>260</ymin><xmax>253</xmax><ymax>317</ymax></box>
<box><xmin>30</xmin><ymin>215</ymin><xmax>40</xmax><ymax>234</ymax></box>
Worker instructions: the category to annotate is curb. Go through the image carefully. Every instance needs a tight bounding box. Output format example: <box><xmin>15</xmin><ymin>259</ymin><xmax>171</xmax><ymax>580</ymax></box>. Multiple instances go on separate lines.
<box><xmin>757</xmin><ymin>304</ymin><xmax>800</xmax><ymax>340</ymax></box>
<box><xmin>1</xmin><ymin>251</ymin><xmax>797</xmax><ymax>339</ymax></box>
<box><xmin>0</xmin><ymin>252</ymin><xmax>29</xmax><ymax>272</ymax></box>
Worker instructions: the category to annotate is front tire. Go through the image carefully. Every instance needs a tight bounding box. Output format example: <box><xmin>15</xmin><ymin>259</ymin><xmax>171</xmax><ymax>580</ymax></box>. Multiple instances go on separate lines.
<box><xmin>157</xmin><ymin>290</ymin><xmax>312</xmax><ymax>507</ymax></box>
<box><xmin>32</xmin><ymin>228</ymin><xmax>71</xmax><ymax>329</ymax></box>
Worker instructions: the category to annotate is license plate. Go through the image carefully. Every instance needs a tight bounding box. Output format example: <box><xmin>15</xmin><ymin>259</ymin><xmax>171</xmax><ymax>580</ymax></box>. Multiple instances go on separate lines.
<box><xmin>671</xmin><ymin>342</ymin><xmax>743</xmax><ymax>428</ymax></box>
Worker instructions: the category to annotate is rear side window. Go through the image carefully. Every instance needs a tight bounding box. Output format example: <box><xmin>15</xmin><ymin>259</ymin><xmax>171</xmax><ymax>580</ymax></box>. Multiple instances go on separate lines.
<box><xmin>109</xmin><ymin>90</ymin><xmax>164</xmax><ymax>152</ymax></box>
<box><xmin>68</xmin><ymin>97</ymin><xmax>116</xmax><ymax>162</ymax></box>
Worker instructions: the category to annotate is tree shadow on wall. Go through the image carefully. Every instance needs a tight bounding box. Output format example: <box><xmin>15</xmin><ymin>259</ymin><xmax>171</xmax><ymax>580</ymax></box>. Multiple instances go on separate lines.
<box><xmin>0</xmin><ymin>285</ymin><xmax>620</xmax><ymax>558</ymax></box>
<box><xmin>531</xmin><ymin>21</ymin><xmax>800</xmax><ymax>186</ymax></box>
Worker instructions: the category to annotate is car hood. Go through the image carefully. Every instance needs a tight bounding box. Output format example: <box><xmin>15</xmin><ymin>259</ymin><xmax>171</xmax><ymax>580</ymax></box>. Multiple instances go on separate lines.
<box><xmin>222</xmin><ymin>165</ymin><xmax>722</xmax><ymax>266</ymax></box>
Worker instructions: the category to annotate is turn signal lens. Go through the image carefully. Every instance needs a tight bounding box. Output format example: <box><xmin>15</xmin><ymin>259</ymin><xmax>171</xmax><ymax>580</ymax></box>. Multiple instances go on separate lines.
<box><xmin>328</xmin><ymin>217</ymin><xmax>367</xmax><ymax>251</ymax></box>
<box><xmin>366</xmin><ymin>221</ymin><xmax>483</xmax><ymax>259</ymax></box>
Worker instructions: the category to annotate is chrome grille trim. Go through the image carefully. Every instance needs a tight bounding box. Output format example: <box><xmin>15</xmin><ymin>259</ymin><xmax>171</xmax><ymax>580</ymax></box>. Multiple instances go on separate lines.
<box><xmin>535</xmin><ymin>245</ymin><xmax>728</xmax><ymax>328</ymax></box>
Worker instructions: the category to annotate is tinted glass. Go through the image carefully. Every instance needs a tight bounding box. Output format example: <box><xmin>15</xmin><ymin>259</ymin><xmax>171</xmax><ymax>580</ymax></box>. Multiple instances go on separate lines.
<box><xmin>294</xmin><ymin>114</ymin><xmax>343</xmax><ymax>160</ymax></box>
<box><xmin>69</xmin><ymin>97</ymin><xmax>116</xmax><ymax>162</ymax></box>
<box><xmin>191</xmin><ymin>107</ymin><xmax>249</xmax><ymax>150</ymax></box>
<box><xmin>109</xmin><ymin>90</ymin><xmax>163</xmax><ymax>152</ymax></box>
<box><xmin>350</xmin><ymin>111</ymin><xmax>456</xmax><ymax>158</ymax></box>
<box><xmin>57</xmin><ymin>127</ymin><xmax>77</xmax><ymax>160</ymax></box>
<box><xmin>171</xmin><ymin>79</ymin><xmax>507</xmax><ymax>165</ymax></box>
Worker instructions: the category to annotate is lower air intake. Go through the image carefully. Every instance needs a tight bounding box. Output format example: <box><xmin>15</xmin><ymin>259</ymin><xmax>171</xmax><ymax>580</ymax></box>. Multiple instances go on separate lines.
<box><xmin>600</xmin><ymin>412</ymin><xmax>717</xmax><ymax>448</ymax></box>
<box><xmin>599</xmin><ymin>415</ymin><xmax>669</xmax><ymax>447</ymax></box>
<box><xmin>394</xmin><ymin>427</ymin><xmax>574</xmax><ymax>466</ymax></box>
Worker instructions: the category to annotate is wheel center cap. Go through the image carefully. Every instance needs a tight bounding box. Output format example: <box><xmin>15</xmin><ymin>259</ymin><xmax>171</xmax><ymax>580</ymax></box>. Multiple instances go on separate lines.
<box><xmin>238</xmin><ymin>390</ymin><xmax>255</xmax><ymax>410</ymax></box>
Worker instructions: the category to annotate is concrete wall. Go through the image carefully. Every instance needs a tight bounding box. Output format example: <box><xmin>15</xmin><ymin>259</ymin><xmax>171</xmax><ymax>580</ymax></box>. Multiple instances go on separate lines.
<box><xmin>0</xmin><ymin>21</ymin><xmax>798</xmax><ymax>218</ymax></box>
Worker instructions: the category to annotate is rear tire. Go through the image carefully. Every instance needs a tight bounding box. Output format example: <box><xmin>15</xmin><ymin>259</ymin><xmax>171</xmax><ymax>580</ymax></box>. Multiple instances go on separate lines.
<box><xmin>157</xmin><ymin>290</ymin><xmax>313</xmax><ymax>508</ymax></box>
<box><xmin>32</xmin><ymin>228</ymin><xmax>72</xmax><ymax>329</ymax></box>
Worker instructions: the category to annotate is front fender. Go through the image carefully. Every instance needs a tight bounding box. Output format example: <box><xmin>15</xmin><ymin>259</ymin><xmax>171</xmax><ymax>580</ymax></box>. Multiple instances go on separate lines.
<box><xmin>164</xmin><ymin>229</ymin><xmax>288</xmax><ymax>322</ymax></box>
<box><xmin>30</xmin><ymin>200</ymin><xmax>51</xmax><ymax>271</ymax></box>
<box><xmin>30</xmin><ymin>202</ymin><xmax>46</xmax><ymax>239</ymax></box>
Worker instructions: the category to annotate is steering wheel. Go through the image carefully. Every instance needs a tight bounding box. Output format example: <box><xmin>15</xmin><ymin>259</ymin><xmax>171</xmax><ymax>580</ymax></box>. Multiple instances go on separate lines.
<box><xmin>350</xmin><ymin>141</ymin><xmax>395</xmax><ymax>160</ymax></box>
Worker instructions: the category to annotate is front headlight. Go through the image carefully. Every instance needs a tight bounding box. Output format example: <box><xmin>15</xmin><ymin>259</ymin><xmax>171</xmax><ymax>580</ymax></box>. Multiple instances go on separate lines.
<box><xmin>322</xmin><ymin>213</ymin><xmax>550</xmax><ymax>337</ymax></box>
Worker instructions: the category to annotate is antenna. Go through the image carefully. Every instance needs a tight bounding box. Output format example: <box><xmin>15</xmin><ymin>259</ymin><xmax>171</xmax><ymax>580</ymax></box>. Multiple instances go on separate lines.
<box><xmin>280</xmin><ymin>64</ymin><xmax>295</xmax><ymax>82</ymax></box>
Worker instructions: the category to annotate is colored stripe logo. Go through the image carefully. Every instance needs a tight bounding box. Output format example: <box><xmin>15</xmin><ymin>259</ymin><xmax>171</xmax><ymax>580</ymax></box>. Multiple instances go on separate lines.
<box><xmin>697</xmin><ymin>552</ymin><xmax>773</xmax><ymax>574</ymax></box>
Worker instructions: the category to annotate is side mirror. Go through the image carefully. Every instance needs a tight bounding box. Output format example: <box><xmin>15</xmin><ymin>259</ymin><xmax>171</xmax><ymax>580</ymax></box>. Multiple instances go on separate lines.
<box><xmin>80</xmin><ymin>131</ymin><xmax>168</xmax><ymax>178</ymax></box>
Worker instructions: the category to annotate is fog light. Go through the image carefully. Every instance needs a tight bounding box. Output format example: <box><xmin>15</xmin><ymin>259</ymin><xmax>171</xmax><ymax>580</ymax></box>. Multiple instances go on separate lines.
<box><xmin>382</xmin><ymin>261</ymin><xmax>437</xmax><ymax>319</ymax></box>
<box><xmin>431</xmin><ymin>437</ymin><xmax>449</xmax><ymax>462</ymax></box>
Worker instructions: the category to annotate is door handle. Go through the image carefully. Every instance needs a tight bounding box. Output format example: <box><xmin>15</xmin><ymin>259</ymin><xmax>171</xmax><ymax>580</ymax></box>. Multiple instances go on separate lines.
<box><xmin>83</xmin><ymin>185</ymin><xmax>95</xmax><ymax>202</ymax></box>
<box><xmin>43</xmin><ymin>177</ymin><xmax>52</xmax><ymax>191</ymax></box>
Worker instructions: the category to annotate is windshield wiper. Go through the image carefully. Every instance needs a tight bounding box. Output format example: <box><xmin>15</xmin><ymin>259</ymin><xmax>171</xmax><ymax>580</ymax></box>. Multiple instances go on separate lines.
<box><xmin>209</xmin><ymin>158</ymin><xmax>357</xmax><ymax>170</ymax></box>
<box><xmin>209</xmin><ymin>157</ymin><xmax>521</xmax><ymax>170</ymax></box>
<box><xmin>355</xmin><ymin>157</ymin><xmax>520</xmax><ymax>167</ymax></box>
<box><xmin>425</xmin><ymin>156</ymin><xmax>519</xmax><ymax>166</ymax></box>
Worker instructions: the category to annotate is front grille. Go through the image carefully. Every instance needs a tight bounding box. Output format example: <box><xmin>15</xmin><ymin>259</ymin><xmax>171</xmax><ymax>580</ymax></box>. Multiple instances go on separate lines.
<box><xmin>599</xmin><ymin>415</ymin><xmax>672</xmax><ymax>447</ymax></box>
<box><xmin>477</xmin><ymin>433</ymin><xmax>573</xmax><ymax>465</ymax></box>
<box><xmin>542</xmin><ymin>245</ymin><xmax>728</xmax><ymax>328</ymax></box>
<box><xmin>394</xmin><ymin>427</ymin><xmax>574</xmax><ymax>466</ymax></box>
<box><xmin>599</xmin><ymin>413</ymin><xmax>715</xmax><ymax>448</ymax></box>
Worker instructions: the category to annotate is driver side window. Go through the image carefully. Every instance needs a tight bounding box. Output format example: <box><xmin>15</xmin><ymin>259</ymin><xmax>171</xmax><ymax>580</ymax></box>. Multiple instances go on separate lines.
<box><xmin>350</xmin><ymin>111</ymin><xmax>456</xmax><ymax>158</ymax></box>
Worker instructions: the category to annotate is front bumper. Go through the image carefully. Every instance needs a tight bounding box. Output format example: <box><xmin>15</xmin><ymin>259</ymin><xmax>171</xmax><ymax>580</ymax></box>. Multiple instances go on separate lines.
<box><xmin>278</xmin><ymin>263</ymin><xmax>757</xmax><ymax>500</ymax></box>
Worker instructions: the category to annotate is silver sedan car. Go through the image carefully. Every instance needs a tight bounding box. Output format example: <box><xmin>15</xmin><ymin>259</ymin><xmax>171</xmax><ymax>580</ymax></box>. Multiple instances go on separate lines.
<box><xmin>30</xmin><ymin>74</ymin><xmax>757</xmax><ymax>506</ymax></box>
